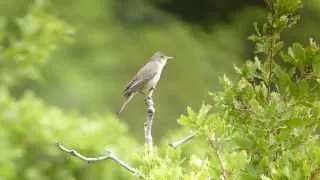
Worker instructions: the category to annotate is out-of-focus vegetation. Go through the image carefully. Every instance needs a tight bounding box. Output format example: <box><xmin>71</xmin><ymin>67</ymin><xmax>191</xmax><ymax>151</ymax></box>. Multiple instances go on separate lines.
<box><xmin>1</xmin><ymin>0</ymin><xmax>319</xmax><ymax>138</ymax></box>
<box><xmin>141</xmin><ymin>0</ymin><xmax>320</xmax><ymax>179</ymax></box>
<box><xmin>0</xmin><ymin>2</ymin><xmax>138</xmax><ymax>179</ymax></box>
<box><xmin>1</xmin><ymin>0</ymin><xmax>320</xmax><ymax>179</ymax></box>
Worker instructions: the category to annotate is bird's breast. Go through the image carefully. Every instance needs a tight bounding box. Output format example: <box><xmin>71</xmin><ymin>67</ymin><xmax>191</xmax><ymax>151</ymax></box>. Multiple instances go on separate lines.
<box><xmin>143</xmin><ymin>73</ymin><xmax>161</xmax><ymax>92</ymax></box>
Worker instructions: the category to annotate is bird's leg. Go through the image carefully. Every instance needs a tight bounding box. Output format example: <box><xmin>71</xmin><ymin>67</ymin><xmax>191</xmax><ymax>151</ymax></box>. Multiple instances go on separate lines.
<box><xmin>143</xmin><ymin>88</ymin><xmax>154</xmax><ymax>105</ymax></box>
<box><xmin>147</xmin><ymin>88</ymin><xmax>154</xmax><ymax>100</ymax></box>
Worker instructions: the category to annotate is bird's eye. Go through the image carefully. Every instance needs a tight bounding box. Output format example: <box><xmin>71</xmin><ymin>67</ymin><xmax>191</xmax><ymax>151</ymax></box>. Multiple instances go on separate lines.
<box><xmin>160</xmin><ymin>55</ymin><xmax>164</xmax><ymax>58</ymax></box>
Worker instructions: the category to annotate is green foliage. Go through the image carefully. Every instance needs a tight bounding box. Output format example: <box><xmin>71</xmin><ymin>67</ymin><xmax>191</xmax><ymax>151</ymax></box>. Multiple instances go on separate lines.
<box><xmin>0</xmin><ymin>89</ymin><xmax>138</xmax><ymax>180</ymax></box>
<box><xmin>0</xmin><ymin>1</ymin><xmax>138</xmax><ymax>179</ymax></box>
<box><xmin>138</xmin><ymin>0</ymin><xmax>320</xmax><ymax>179</ymax></box>
<box><xmin>5</xmin><ymin>0</ymin><xmax>259</xmax><ymax>138</ymax></box>
<box><xmin>1</xmin><ymin>0</ymin><xmax>320</xmax><ymax>179</ymax></box>
<box><xmin>0</xmin><ymin>0</ymin><xmax>74</xmax><ymax>87</ymax></box>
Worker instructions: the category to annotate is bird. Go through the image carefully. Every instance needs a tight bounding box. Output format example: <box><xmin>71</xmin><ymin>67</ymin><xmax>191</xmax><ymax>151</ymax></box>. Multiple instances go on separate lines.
<box><xmin>117</xmin><ymin>51</ymin><xmax>173</xmax><ymax>114</ymax></box>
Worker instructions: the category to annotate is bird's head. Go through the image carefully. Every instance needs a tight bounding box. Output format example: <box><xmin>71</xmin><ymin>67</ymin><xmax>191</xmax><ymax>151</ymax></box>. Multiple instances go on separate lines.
<box><xmin>152</xmin><ymin>51</ymin><xmax>174</xmax><ymax>63</ymax></box>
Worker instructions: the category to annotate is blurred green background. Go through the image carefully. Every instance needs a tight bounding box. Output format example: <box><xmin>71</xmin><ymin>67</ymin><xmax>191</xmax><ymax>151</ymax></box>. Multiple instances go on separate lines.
<box><xmin>2</xmin><ymin>0</ymin><xmax>320</xmax><ymax>140</ymax></box>
<box><xmin>1</xmin><ymin>0</ymin><xmax>320</xmax><ymax>179</ymax></box>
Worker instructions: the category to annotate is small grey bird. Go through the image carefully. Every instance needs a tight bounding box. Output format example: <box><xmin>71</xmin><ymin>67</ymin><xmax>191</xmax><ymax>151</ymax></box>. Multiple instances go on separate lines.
<box><xmin>118</xmin><ymin>51</ymin><xmax>173</xmax><ymax>114</ymax></box>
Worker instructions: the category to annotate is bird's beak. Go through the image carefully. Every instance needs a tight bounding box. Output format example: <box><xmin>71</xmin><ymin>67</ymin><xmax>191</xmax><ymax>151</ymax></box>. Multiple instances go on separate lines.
<box><xmin>167</xmin><ymin>56</ymin><xmax>174</xmax><ymax>59</ymax></box>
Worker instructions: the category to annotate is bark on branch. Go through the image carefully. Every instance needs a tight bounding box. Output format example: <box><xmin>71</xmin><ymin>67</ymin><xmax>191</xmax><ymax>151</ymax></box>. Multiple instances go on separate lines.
<box><xmin>169</xmin><ymin>132</ymin><xmax>197</xmax><ymax>149</ymax></box>
<box><xmin>144</xmin><ymin>89</ymin><xmax>155</xmax><ymax>154</ymax></box>
<box><xmin>57</xmin><ymin>143</ymin><xmax>144</xmax><ymax>178</ymax></box>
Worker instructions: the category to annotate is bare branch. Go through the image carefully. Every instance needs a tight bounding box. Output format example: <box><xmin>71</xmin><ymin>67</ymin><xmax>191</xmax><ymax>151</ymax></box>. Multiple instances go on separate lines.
<box><xmin>169</xmin><ymin>133</ymin><xmax>197</xmax><ymax>149</ymax></box>
<box><xmin>144</xmin><ymin>89</ymin><xmax>155</xmax><ymax>154</ymax></box>
<box><xmin>57</xmin><ymin>142</ymin><xmax>144</xmax><ymax>178</ymax></box>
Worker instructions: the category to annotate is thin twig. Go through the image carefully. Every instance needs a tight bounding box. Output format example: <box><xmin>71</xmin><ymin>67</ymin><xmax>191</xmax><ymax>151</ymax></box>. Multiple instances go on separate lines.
<box><xmin>169</xmin><ymin>133</ymin><xmax>197</xmax><ymax>149</ymax></box>
<box><xmin>144</xmin><ymin>89</ymin><xmax>155</xmax><ymax>154</ymax></box>
<box><xmin>267</xmin><ymin>38</ymin><xmax>274</xmax><ymax>99</ymax></box>
<box><xmin>57</xmin><ymin>142</ymin><xmax>144</xmax><ymax>178</ymax></box>
<box><xmin>209</xmin><ymin>138</ymin><xmax>227</xmax><ymax>180</ymax></box>
<box><xmin>267</xmin><ymin>6</ymin><xmax>275</xmax><ymax>100</ymax></box>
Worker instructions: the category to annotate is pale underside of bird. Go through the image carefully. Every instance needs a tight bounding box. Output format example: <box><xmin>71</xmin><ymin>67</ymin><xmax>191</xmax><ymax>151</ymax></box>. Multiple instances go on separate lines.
<box><xmin>118</xmin><ymin>51</ymin><xmax>173</xmax><ymax>114</ymax></box>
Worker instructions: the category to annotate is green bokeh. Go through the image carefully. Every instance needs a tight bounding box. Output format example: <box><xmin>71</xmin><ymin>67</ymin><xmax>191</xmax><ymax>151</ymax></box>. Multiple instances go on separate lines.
<box><xmin>1</xmin><ymin>0</ymin><xmax>320</xmax><ymax>179</ymax></box>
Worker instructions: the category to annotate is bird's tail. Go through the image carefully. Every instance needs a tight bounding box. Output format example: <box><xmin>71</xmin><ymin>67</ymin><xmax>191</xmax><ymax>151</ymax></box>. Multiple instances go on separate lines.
<box><xmin>117</xmin><ymin>93</ymin><xmax>135</xmax><ymax>115</ymax></box>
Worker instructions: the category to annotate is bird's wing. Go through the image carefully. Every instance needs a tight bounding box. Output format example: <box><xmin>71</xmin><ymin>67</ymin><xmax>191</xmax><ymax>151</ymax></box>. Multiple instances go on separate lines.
<box><xmin>123</xmin><ymin>62</ymin><xmax>157</xmax><ymax>96</ymax></box>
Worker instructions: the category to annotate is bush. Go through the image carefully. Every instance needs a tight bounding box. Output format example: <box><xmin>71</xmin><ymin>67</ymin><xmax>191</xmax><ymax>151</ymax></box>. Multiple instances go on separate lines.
<box><xmin>1</xmin><ymin>0</ymin><xmax>319</xmax><ymax>179</ymax></box>
<box><xmin>0</xmin><ymin>1</ymin><xmax>138</xmax><ymax>180</ymax></box>
<box><xmin>140</xmin><ymin>0</ymin><xmax>320</xmax><ymax>179</ymax></box>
